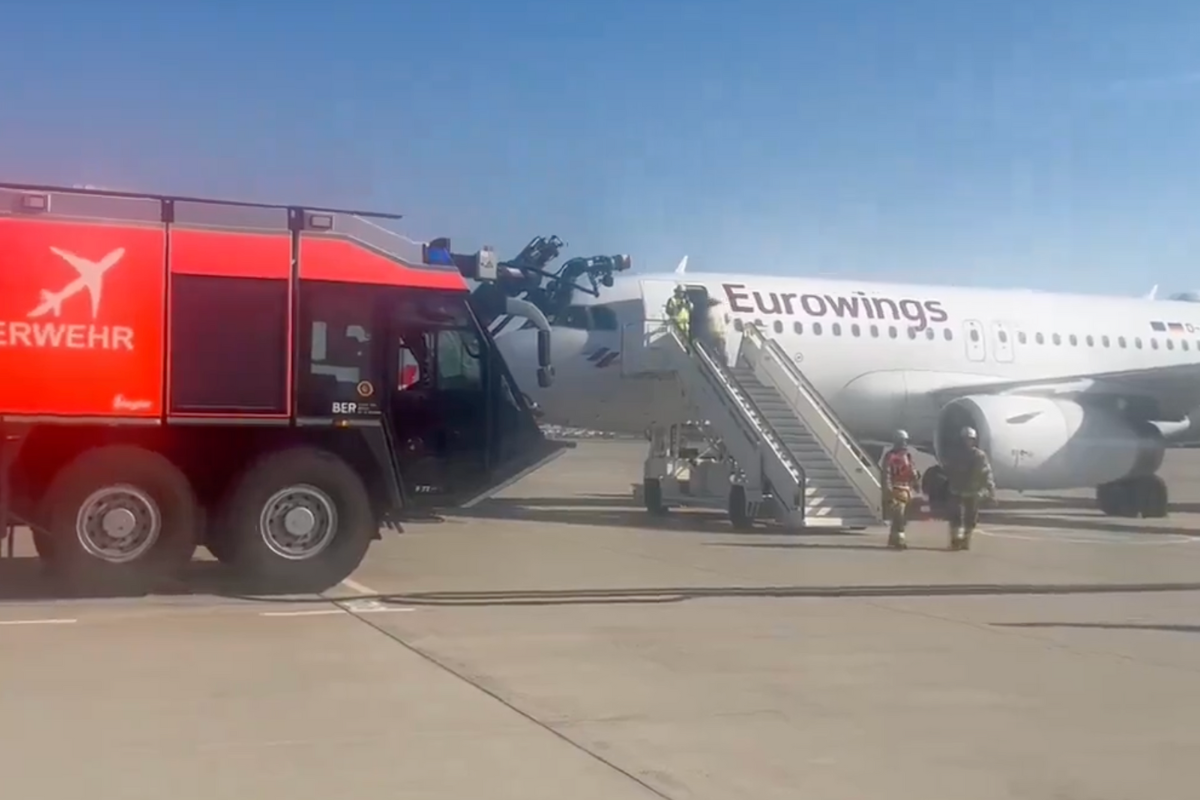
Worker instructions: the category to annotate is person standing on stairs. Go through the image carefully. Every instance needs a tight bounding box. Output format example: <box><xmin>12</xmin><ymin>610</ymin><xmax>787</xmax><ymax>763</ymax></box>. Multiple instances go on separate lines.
<box><xmin>665</xmin><ymin>285</ymin><xmax>692</xmax><ymax>349</ymax></box>
<box><xmin>941</xmin><ymin>425</ymin><xmax>996</xmax><ymax>550</ymax></box>
<box><xmin>881</xmin><ymin>429</ymin><xmax>920</xmax><ymax>549</ymax></box>
<box><xmin>698</xmin><ymin>298</ymin><xmax>728</xmax><ymax>365</ymax></box>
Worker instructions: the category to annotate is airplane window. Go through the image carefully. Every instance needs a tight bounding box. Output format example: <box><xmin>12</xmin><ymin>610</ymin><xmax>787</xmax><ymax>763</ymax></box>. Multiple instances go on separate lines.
<box><xmin>813</xmin><ymin>322</ymin><xmax>823</xmax><ymax>335</ymax></box>
<box><xmin>998</xmin><ymin>330</ymin><xmax>1008</xmax><ymax>344</ymax></box>
<box><xmin>969</xmin><ymin>329</ymin><xmax>980</xmax><ymax>342</ymax></box>
<box><xmin>774</xmin><ymin>320</ymin><xmax>783</xmax><ymax>334</ymax></box>
<box><xmin>1167</xmin><ymin>339</ymin><xmax>1175</xmax><ymax>350</ymax></box>
<box><xmin>925</xmin><ymin>327</ymin><xmax>935</xmax><ymax>340</ymax></box>
<box><xmin>1085</xmin><ymin>335</ymin><xmax>1094</xmax><ymax>347</ymax></box>
<box><xmin>1035</xmin><ymin>332</ymin><xmax>1044</xmax><ymax>345</ymax></box>
<box><xmin>1118</xmin><ymin>336</ymin><xmax>1127</xmax><ymax>348</ymax></box>
<box><xmin>1052</xmin><ymin>333</ymin><xmax>1062</xmax><ymax>345</ymax></box>
<box><xmin>871</xmin><ymin>324</ymin><xmax>880</xmax><ymax>338</ymax></box>
<box><xmin>1068</xmin><ymin>334</ymin><xmax>1077</xmax><ymax>346</ymax></box>
<box><xmin>1101</xmin><ymin>335</ymin><xmax>1110</xmax><ymax>348</ymax></box>
<box><xmin>832</xmin><ymin>322</ymin><xmax>842</xmax><ymax>336</ymax></box>
<box><xmin>1135</xmin><ymin>338</ymin><xmax>1143</xmax><ymax>349</ymax></box>
<box><xmin>1017</xmin><ymin>331</ymin><xmax>1027</xmax><ymax>344</ymax></box>
<box><xmin>889</xmin><ymin>326</ymin><xmax>898</xmax><ymax>339</ymax></box>
<box><xmin>561</xmin><ymin>305</ymin><xmax>590</xmax><ymax>330</ymax></box>
<box><xmin>943</xmin><ymin>328</ymin><xmax>952</xmax><ymax>341</ymax></box>
<box><xmin>1151</xmin><ymin>338</ymin><xmax>1159</xmax><ymax>350</ymax></box>
<box><xmin>907</xmin><ymin>327</ymin><xmax>917</xmax><ymax>339</ymax></box>
<box><xmin>590</xmin><ymin>305</ymin><xmax>618</xmax><ymax>331</ymax></box>
<box><xmin>734</xmin><ymin>318</ymin><xmax>744</xmax><ymax>332</ymax></box>
<box><xmin>1184</xmin><ymin>340</ymin><xmax>1191</xmax><ymax>351</ymax></box>
<box><xmin>793</xmin><ymin>322</ymin><xmax>803</xmax><ymax>334</ymax></box>
<box><xmin>851</xmin><ymin>323</ymin><xmax>861</xmax><ymax>337</ymax></box>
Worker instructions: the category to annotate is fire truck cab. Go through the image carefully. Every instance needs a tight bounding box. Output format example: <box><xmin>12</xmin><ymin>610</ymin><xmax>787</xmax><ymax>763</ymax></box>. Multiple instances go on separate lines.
<box><xmin>0</xmin><ymin>183</ymin><xmax>569</xmax><ymax>591</ymax></box>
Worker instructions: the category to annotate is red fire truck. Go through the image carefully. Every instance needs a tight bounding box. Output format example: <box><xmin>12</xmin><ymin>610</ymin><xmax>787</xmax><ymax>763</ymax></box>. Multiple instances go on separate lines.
<box><xmin>0</xmin><ymin>183</ymin><xmax>568</xmax><ymax>590</ymax></box>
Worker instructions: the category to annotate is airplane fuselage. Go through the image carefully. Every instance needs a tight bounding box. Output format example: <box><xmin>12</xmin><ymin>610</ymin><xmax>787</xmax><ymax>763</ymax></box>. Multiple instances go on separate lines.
<box><xmin>495</xmin><ymin>271</ymin><xmax>1200</xmax><ymax>450</ymax></box>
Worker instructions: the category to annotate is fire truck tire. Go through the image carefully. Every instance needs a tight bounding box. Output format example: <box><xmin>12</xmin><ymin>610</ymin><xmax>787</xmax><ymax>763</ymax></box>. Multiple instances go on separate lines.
<box><xmin>38</xmin><ymin>446</ymin><xmax>200</xmax><ymax>588</ymax></box>
<box><xmin>216</xmin><ymin>447</ymin><xmax>374</xmax><ymax>591</ymax></box>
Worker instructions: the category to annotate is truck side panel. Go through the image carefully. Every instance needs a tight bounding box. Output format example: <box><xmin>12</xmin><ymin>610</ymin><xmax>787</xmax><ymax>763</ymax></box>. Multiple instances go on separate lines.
<box><xmin>0</xmin><ymin>211</ymin><xmax>167</xmax><ymax>418</ymax></box>
<box><xmin>168</xmin><ymin>227</ymin><xmax>292</xmax><ymax>417</ymax></box>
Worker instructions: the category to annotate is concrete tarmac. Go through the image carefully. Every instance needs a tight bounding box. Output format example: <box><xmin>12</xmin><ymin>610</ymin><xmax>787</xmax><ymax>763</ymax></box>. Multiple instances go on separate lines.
<box><xmin>1</xmin><ymin>441</ymin><xmax>1199</xmax><ymax>799</ymax></box>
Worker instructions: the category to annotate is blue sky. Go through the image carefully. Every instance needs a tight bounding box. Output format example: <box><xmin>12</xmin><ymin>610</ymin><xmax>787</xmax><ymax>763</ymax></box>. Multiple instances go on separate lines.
<box><xmin>3</xmin><ymin>0</ymin><xmax>1200</xmax><ymax>295</ymax></box>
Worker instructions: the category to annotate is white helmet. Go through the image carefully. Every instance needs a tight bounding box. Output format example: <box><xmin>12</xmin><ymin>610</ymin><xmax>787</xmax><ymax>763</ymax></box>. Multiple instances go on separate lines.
<box><xmin>961</xmin><ymin>426</ymin><xmax>978</xmax><ymax>440</ymax></box>
<box><xmin>893</xmin><ymin>429</ymin><xmax>909</xmax><ymax>446</ymax></box>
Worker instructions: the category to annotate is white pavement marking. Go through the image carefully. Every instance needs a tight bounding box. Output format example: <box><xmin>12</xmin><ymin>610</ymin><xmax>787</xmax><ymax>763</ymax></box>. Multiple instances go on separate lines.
<box><xmin>339</xmin><ymin>578</ymin><xmax>379</xmax><ymax>596</ymax></box>
<box><xmin>259</xmin><ymin>609</ymin><xmax>344</xmax><ymax>618</ymax></box>
<box><xmin>0</xmin><ymin>618</ymin><xmax>77</xmax><ymax>626</ymax></box>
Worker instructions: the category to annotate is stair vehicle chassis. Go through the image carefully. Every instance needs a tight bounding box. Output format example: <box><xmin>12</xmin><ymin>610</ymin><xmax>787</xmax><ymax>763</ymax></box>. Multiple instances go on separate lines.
<box><xmin>636</xmin><ymin>421</ymin><xmax>768</xmax><ymax>529</ymax></box>
<box><xmin>0</xmin><ymin>183</ymin><xmax>569</xmax><ymax>591</ymax></box>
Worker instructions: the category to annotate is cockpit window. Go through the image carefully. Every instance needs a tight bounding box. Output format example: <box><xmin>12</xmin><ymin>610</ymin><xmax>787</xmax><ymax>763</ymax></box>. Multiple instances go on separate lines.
<box><xmin>591</xmin><ymin>305</ymin><xmax>618</xmax><ymax>331</ymax></box>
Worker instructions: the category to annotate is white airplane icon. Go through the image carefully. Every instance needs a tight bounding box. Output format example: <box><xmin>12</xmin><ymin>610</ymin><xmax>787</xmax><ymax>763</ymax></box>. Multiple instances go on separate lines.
<box><xmin>28</xmin><ymin>247</ymin><xmax>126</xmax><ymax>319</ymax></box>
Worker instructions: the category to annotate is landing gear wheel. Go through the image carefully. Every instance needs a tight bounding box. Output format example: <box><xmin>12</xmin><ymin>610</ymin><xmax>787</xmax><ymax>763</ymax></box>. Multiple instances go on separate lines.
<box><xmin>922</xmin><ymin>465</ymin><xmax>950</xmax><ymax>519</ymax></box>
<box><xmin>1128</xmin><ymin>474</ymin><xmax>1166</xmax><ymax>520</ymax></box>
<box><xmin>1096</xmin><ymin>482</ymin><xmax>1124</xmax><ymax>516</ymax></box>
<box><xmin>38</xmin><ymin>445</ymin><xmax>199</xmax><ymax>591</ymax></box>
<box><xmin>1138</xmin><ymin>475</ymin><xmax>1169</xmax><ymax>518</ymax></box>
<box><xmin>215</xmin><ymin>447</ymin><xmax>374</xmax><ymax>592</ymax></box>
<box><xmin>728</xmin><ymin>485</ymin><xmax>754</xmax><ymax>530</ymax></box>
<box><xmin>1097</xmin><ymin>476</ymin><xmax>1169</xmax><ymax>519</ymax></box>
<box><xmin>643</xmin><ymin>478</ymin><xmax>668</xmax><ymax>516</ymax></box>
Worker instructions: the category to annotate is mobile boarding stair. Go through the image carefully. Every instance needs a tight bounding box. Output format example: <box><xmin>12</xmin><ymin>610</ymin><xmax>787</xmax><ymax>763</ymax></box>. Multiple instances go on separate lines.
<box><xmin>623</xmin><ymin>283</ymin><xmax>882</xmax><ymax>529</ymax></box>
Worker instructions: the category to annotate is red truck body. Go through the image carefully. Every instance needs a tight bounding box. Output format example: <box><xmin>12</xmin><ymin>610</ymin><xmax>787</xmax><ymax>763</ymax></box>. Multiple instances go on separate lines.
<box><xmin>0</xmin><ymin>184</ymin><xmax>564</xmax><ymax>592</ymax></box>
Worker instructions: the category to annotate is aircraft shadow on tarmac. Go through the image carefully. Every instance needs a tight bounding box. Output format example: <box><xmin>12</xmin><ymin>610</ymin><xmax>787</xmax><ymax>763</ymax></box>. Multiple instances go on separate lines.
<box><xmin>356</xmin><ymin>581</ymin><xmax>1200</xmax><ymax>608</ymax></box>
<box><xmin>1001</xmin><ymin>493</ymin><xmax>1200</xmax><ymax>515</ymax></box>
<box><xmin>443</xmin><ymin>494</ymin><xmax>786</xmax><ymax>535</ymax></box>
<box><xmin>453</xmin><ymin>494</ymin><xmax>1200</xmax><ymax>539</ymax></box>
<box><xmin>993</xmin><ymin>621</ymin><xmax>1200</xmax><ymax>635</ymax></box>
<box><xmin>978</xmin><ymin>508</ymin><xmax>1200</xmax><ymax>538</ymax></box>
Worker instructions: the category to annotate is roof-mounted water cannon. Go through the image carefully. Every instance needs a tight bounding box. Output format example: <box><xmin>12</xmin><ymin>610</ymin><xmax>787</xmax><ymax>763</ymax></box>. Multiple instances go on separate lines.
<box><xmin>423</xmin><ymin>236</ymin><xmax>555</xmax><ymax>389</ymax></box>
<box><xmin>421</xmin><ymin>237</ymin><xmax>498</xmax><ymax>282</ymax></box>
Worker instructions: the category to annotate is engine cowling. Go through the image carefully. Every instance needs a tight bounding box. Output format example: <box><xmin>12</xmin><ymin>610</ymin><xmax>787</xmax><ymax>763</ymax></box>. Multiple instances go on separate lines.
<box><xmin>934</xmin><ymin>394</ymin><xmax>1165</xmax><ymax>490</ymax></box>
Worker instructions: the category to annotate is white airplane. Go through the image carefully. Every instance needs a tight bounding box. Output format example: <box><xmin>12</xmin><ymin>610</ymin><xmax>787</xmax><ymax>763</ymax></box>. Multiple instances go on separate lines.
<box><xmin>494</xmin><ymin>269</ymin><xmax>1200</xmax><ymax>519</ymax></box>
<box><xmin>29</xmin><ymin>246</ymin><xmax>125</xmax><ymax>319</ymax></box>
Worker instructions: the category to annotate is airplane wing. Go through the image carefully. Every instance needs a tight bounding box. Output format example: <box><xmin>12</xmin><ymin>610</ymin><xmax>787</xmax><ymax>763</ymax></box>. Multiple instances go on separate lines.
<box><xmin>930</xmin><ymin>363</ymin><xmax>1200</xmax><ymax>420</ymax></box>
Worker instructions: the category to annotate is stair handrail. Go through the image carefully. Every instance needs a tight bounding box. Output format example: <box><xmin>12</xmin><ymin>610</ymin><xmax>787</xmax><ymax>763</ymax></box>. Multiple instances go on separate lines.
<box><xmin>663</xmin><ymin>327</ymin><xmax>807</xmax><ymax>504</ymax></box>
<box><xmin>741</xmin><ymin>323</ymin><xmax>880</xmax><ymax>478</ymax></box>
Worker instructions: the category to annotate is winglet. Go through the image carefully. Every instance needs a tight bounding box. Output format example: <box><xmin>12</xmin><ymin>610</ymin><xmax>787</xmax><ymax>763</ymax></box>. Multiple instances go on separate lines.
<box><xmin>674</xmin><ymin>256</ymin><xmax>688</xmax><ymax>275</ymax></box>
<box><xmin>1145</xmin><ymin>284</ymin><xmax>1159</xmax><ymax>300</ymax></box>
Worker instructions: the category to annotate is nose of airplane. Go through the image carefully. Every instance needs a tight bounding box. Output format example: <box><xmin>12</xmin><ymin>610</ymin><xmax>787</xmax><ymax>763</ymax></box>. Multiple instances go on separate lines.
<box><xmin>493</xmin><ymin>325</ymin><xmax>599</xmax><ymax>422</ymax></box>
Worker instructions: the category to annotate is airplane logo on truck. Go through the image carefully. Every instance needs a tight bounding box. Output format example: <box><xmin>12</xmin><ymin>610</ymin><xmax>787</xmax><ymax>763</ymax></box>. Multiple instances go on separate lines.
<box><xmin>29</xmin><ymin>247</ymin><xmax>125</xmax><ymax>319</ymax></box>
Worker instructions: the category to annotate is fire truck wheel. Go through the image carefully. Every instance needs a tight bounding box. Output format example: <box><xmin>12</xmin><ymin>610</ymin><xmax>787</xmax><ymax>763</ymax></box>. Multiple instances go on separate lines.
<box><xmin>216</xmin><ymin>447</ymin><xmax>373</xmax><ymax>591</ymax></box>
<box><xmin>39</xmin><ymin>446</ymin><xmax>199</xmax><ymax>588</ymax></box>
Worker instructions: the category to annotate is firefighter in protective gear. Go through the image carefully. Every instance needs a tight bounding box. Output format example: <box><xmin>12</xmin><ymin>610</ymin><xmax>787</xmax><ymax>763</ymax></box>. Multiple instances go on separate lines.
<box><xmin>941</xmin><ymin>425</ymin><xmax>995</xmax><ymax>550</ymax></box>
<box><xmin>665</xmin><ymin>285</ymin><xmax>691</xmax><ymax>345</ymax></box>
<box><xmin>881</xmin><ymin>429</ymin><xmax>919</xmax><ymax>549</ymax></box>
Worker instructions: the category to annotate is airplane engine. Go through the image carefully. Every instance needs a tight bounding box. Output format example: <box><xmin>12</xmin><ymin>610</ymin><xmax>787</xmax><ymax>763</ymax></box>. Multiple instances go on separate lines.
<box><xmin>934</xmin><ymin>394</ymin><xmax>1165</xmax><ymax>491</ymax></box>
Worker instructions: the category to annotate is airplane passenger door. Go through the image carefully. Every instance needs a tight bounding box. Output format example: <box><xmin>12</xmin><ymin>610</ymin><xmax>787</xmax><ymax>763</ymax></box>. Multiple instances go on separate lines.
<box><xmin>990</xmin><ymin>321</ymin><xmax>1014</xmax><ymax>363</ymax></box>
<box><xmin>622</xmin><ymin>278</ymin><xmax>680</xmax><ymax>376</ymax></box>
<box><xmin>963</xmin><ymin>319</ymin><xmax>986</xmax><ymax>362</ymax></box>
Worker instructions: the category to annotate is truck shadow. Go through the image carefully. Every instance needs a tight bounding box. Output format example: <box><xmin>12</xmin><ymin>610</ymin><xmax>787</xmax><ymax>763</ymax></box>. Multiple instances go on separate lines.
<box><xmin>0</xmin><ymin>558</ymin><xmax>360</xmax><ymax>603</ymax></box>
